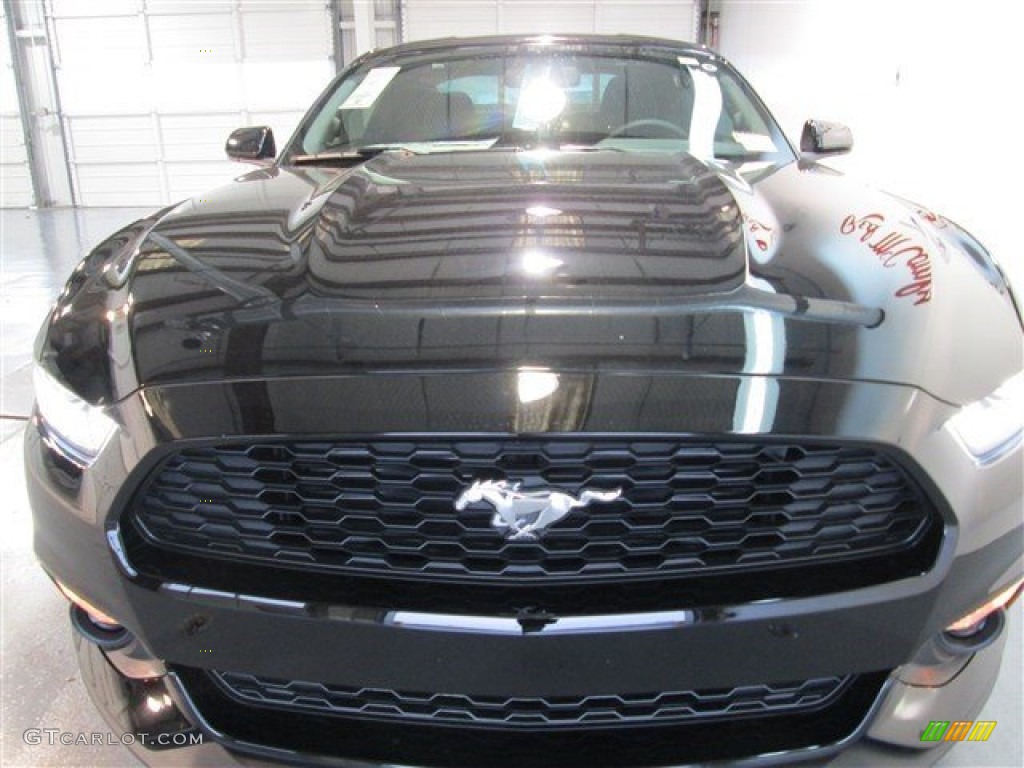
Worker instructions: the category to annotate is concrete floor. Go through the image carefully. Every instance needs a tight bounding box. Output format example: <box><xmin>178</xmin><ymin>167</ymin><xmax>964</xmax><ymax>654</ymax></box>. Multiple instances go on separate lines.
<box><xmin>0</xmin><ymin>208</ymin><xmax>1021</xmax><ymax>767</ymax></box>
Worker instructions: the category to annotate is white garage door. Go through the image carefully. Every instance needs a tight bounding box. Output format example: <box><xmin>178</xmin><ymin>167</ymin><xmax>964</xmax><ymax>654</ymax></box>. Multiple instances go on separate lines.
<box><xmin>0</xmin><ymin>4</ymin><xmax>34</xmax><ymax>208</ymax></box>
<box><xmin>48</xmin><ymin>0</ymin><xmax>335</xmax><ymax>207</ymax></box>
<box><xmin>404</xmin><ymin>0</ymin><xmax>697</xmax><ymax>43</ymax></box>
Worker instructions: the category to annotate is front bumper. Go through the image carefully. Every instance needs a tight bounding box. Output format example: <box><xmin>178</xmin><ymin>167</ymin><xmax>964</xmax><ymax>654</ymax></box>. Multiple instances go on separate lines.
<box><xmin>73</xmin><ymin>614</ymin><xmax>1011</xmax><ymax>767</ymax></box>
<box><xmin>27</xmin><ymin>374</ymin><xmax>1024</xmax><ymax>767</ymax></box>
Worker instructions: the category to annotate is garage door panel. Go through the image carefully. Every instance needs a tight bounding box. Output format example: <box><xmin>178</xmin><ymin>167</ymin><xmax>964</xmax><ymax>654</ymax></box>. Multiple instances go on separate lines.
<box><xmin>50</xmin><ymin>0</ymin><xmax>142</xmax><ymax>18</ymax></box>
<box><xmin>53</xmin><ymin>16</ymin><xmax>147</xmax><ymax>66</ymax></box>
<box><xmin>1</xmin><ymin>22</ymin><xmax>20</xmax><ymax>113</ymax></box>
<box><xmin>242</xmin><ymin>11</ymin><xmax>332</xmax><ymax>61</ymax></box>
<box><xmin>238</xmin><ymin>0</ymin><xmax>325</xmax><ymax>11</ymax></box>
<box><xmin>596</xmin><ymin>2</ymin><xmax>695</xmax><ymax>39</ymax></box>
<box><xmin>46</xmin><ymin>0</ymin><xmax>332</xmax><ymax>205</ymax></box>
<box><xmin>145</xmin><ymin>0</ymin><xmax>233</xmax><ymax>14</ymax></box>
<box><xmin>58</xmin><ymin>66</ymin><xmax>153</xmax><ymax>116</ymax></box>
<box><xmin>501</xmin><ymin>1</ymin><xmax>596</xmax><ymax>35</ymax></box>
<box><xmin>403</xmin><ymin>0</ymin><xmax>696</xmax><ymax>42</ymax></box>
<box><xmin>75</xmin><ymin>164</ymin><xmax>163</xmax><ymax>207</ymax></box>
<box><xmin>160</xmin><ymin>114</ymin><xmax>240</xmax><ymax>162</ymax></box>
<box><xmin>1</xmin><ymin>113</ymin><xmax>32</xmax><ymax>207</ymax></box>
<box><xmin>68</xmin><ymin>116</ymin><xmax>156</xmax><ymax>164</ymax></box>
<box><xmin>241</xmin><ymin>61</ymin><xmax>332</xmax><ymax>112</ymax></box>
<box><xmin>404</xmin><ymin>2</ymin><xmax>499</xmax><ymax>41</ymax></box>
<box><xmin>0</xmin><ymin>162</ymin><xmax>33</xmax><ymax>208</ymax></box>
<box><xmin>0</xmin><ymin>117</ymin><xmax>28</xmax><ymax>164</ymax></box>
<box><xmin>0</xmin><ymin>81</ymin><xmax>16</xmax><ymax>117</ymax></box>
<box><xmin>151</xmin><ymin>62</ymin><xmax>243</xmax><ymax>112</ymax></box>
<box><xmin>147</xmin><ymin>13</ymin><xmax>235</xmax><ymax>62</ymax></box>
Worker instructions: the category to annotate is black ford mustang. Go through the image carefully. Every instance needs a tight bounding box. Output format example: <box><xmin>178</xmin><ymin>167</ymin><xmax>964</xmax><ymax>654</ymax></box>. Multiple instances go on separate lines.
<box><xmin>26</xmin><ymin>35</ymin><xmax>1023</xmax><ymax>767</ymax></box>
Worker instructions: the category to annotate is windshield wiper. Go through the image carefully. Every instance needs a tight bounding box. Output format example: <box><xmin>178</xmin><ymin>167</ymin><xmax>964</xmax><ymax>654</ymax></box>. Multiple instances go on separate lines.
<box><xmin>288</xmin><ymin>144</ymin><xmax>422</xmax><ymax>166</ymax></box>
<box><xmin>289</xmin><ymin>138</ymin><xmax>508</xmax><ymax>166</ymax></box>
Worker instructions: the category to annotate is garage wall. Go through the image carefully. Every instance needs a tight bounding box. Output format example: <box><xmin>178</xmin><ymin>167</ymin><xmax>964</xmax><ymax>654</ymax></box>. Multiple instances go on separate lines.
<box><xmin>404</xmin><ymin>0</ymin><xmax>697</xmax><ymax>43</ymax></box>
<box><xmin>717</xmin><ymin>0</ymin><xmax>1021</xmax><ymax>286</ymax></box>
<box><xmin>339</xmin><ymin>0</ymin><xmax>400</xmax><ymax>66</ymax></box>
<box><xmin>0</xmin><ymin>4</ymin><xmax>33</xmax><ymax>208</ymax></box>
<box><xmin>48</xmin><ymin>0</ymin><xmax>334</xmax><ymax>207</ymax></box>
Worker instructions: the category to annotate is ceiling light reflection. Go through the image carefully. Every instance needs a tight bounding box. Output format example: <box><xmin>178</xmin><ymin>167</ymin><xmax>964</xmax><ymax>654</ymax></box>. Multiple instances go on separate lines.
<box><xmin>518</xmin><ymin>78</ymin><xmax>567</xmax><ymax>125</ymax></box>
<box><xmin>517</xmin><ymin>369</ymin><xmax>560</xmax><ymax>404</ymax></box>
<box><xmin>522</xmin><ymin>249</ymin><xmax>563</xmax><ymax>276</ymax></box>
<box><xmin>526</xmin><ymin>205</ymin><xmax>562</xmax><ymax>218</ymax></box>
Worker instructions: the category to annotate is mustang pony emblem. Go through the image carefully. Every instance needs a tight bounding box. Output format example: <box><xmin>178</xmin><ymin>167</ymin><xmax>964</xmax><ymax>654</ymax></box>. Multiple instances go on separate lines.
<box><xmin>454</xmin><ymin>479</ymin><xmax>622</xmax><ymax>540</ymax></box>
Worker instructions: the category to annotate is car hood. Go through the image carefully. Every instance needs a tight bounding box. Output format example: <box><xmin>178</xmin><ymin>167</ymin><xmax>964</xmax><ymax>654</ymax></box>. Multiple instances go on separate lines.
<box><xmin>43</xmin><ymin>149</ymin><xmax>1021</xmax><ymax>407</ymax></box>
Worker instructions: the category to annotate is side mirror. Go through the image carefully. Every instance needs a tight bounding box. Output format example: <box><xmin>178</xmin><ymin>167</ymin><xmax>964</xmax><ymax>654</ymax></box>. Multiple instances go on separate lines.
<box><xmin>225</xmin><ymin>126</ymin><xmax>275</xmax><ymax>164</ymax></box>
<box><xmin>800</xmin><ymin>119</ymin><xmax>853</xmax><ymax>156</ymax></box>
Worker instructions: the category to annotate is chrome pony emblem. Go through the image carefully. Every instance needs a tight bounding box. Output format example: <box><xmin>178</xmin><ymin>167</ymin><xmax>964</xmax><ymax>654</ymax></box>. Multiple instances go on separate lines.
<box><xmin>454</xmin><ymin>480</ymin><xmax>622</xmax><ymax>541</ymax></box>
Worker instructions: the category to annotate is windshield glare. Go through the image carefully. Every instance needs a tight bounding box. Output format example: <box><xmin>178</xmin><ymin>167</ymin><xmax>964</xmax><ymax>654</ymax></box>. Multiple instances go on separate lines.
<box><xmin>293</xmin><ymin>51</ymin><xmax>790</xmax><ymax>162</ymax></box>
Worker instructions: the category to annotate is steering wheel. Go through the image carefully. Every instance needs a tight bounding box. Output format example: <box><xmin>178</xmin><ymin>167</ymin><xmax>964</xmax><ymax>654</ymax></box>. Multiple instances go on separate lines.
<box><xmin>606</xmin><ymin>119</ymin><xmax>688</xmax><ymax>139</ymax></box>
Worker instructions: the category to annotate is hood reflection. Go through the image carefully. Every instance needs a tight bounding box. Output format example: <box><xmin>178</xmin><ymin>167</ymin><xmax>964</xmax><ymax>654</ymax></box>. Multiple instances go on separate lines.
<box><xmin>734</xmin><ymin>277</ymin><xmax>786</xmax><ymax>433</ymax></box>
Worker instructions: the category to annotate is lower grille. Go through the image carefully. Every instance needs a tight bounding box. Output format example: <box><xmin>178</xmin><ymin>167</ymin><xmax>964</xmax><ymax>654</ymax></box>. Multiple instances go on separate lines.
<box><xmin>127</xmin><ymin>437</ymin><xmax>940</xmax><ymax>608</ymax></box>
<box><xmin>175</xmin><ymin>666</ymin><xmax>890</xmax><ymax>767</ymax></box>
<box><xmin>212</xmin><ymin>670</ymin><xmax>850</xmax><ymax>728</ymax></box>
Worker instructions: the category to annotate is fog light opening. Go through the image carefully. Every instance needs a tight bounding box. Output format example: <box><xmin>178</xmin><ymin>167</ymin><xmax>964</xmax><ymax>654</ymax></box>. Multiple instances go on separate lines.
<box><xmin>57</xmin><ymin>580</ymin><xmax>134</xmax><ymax>651</ymax></box>
<box><xmin>938</xmin><ymin>609</ymin><xmax>1005</xmax><ymax>656</ymax></box>
<box><xmin>128</xmin><ymin>678</ymin><xmax>198</xmax><ymax>746</ymax></box>
<box><xmin>55</xmin><ymin>580</ymin><xmax>121</xmax><ymax>628</ymax></box>
<box><xmin>945</xmin><ymin>579</ymin><xmax>1023</xmax><ymax>634</ymax></box>
<box><xmin>70</xmin><ymin>604</ymin><xmax>132</xmax><ymax>650</ymax></box>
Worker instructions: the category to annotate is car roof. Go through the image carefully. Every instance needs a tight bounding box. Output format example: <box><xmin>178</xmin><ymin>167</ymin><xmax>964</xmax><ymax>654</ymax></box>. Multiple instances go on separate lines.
<box><xmin>363</xmin><ymin>33</ymin><xmax>715</xmax><ymax>61</ymax></box>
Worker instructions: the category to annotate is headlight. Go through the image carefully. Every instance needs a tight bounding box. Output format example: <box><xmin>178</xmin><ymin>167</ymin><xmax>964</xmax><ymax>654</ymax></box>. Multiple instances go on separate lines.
<box><xmin>947</xmin><ymin>370</ymin><xmax>1023</xmax><ymax>462</ymax></box>
<box><xmin>32</xmin><ymin>366</ymin><xmax>116</xmax><ymax>463</ymax></box>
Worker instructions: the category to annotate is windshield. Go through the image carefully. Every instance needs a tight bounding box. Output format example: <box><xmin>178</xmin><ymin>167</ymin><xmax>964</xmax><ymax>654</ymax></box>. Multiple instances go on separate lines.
<box><xmin>287</xmin><ymin>48</ymin><xmax>792</xmax><ymax>163</ymax></box>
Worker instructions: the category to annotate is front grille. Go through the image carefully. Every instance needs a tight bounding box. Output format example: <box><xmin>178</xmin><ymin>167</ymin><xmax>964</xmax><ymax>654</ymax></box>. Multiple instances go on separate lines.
<box><xmin>175</xmin><ymin>666</ymin><xmax>891</xmax><ymax>768</ymax></box>
<box><xmin>128</xmin><ymin>437</ymin><xmax>938</xmax><ymax>593</ymax></box>
<box><xmin>211</xmin><ymin>669</ymin><xmax>851</xmax><ymax>728</ymax></box>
